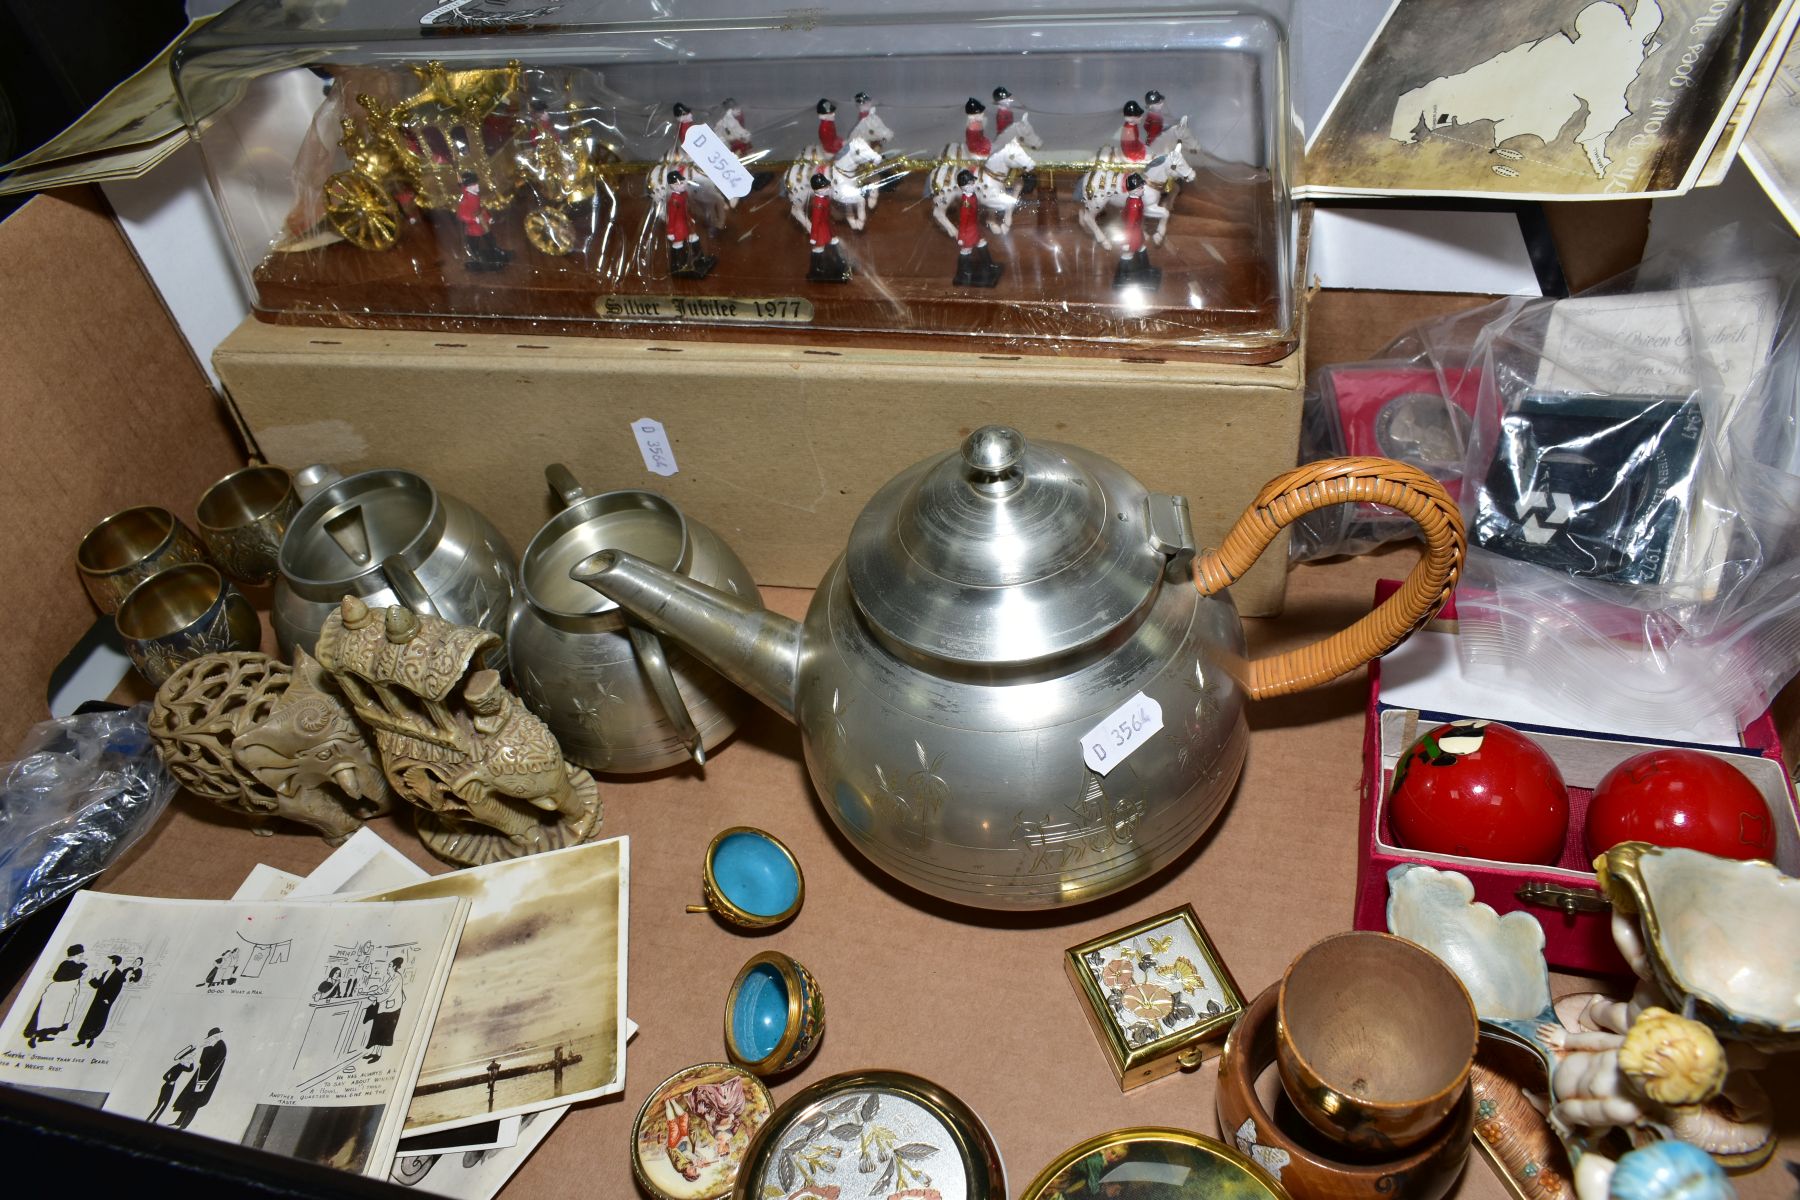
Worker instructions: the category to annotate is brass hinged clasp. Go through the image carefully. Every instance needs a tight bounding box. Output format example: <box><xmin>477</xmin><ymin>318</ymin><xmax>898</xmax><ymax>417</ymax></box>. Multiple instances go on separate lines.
<box><xmin>1515</xmin><ymin>881</ymin><xmax>1611</xmax><ymax>916</ymax></box>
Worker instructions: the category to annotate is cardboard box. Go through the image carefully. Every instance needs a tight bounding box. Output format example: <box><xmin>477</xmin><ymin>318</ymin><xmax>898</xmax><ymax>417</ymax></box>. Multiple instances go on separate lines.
<box><xmin>1354</xmin><ymin>594</ymin><xmax>1800</xmax><ymax>974</ymax></box>
<box><xmin>213</xmin><ymin>318</ymin><xmax>1307</xmax><ymax>615</ymax></box>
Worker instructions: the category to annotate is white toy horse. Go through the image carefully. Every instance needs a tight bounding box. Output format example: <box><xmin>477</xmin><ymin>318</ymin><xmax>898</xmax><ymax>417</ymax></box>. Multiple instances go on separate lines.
<box><xmin>998</xmin><ymin>110</ymin><xmax>1044</xmax><ymax>151</ymax></box>
<box><xmin>646</xmin><ymin>148</ymin><xmax>737</xmax><ymax>230</ymax></box>
<box><xmin>926</xmin><ymin>139</ymin><xmax>1039</xmax><ymax>238</ymax></box>
<box><xmin>847</xmin><ymin>105</ymin><xmax>895</xmax><ymax>150</ymax></box>
<box><xmin>782</xmin><ymin>137</ymin><xmax>884</xmax><ymax>232</ymax></box>
<box><xmin>1073</xmin><ymin>138</ymin><xmax>1196</xmax><ymax>247</ymax></box>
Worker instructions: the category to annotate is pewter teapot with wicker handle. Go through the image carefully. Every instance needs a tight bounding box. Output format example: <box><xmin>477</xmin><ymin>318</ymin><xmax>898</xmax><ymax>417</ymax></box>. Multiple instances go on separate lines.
<box><xmin>572</xmin><ymin>427</ymin><xmax>1463</xmax><ymax>910</ymax></box>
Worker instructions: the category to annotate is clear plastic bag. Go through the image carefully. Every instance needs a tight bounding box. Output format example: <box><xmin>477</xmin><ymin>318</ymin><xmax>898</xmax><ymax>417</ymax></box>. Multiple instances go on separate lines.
<box><xmin>0</xmin><ymin>705</ymin><xmax>176</xmax><ymax>932</ymax></box>
<box><xmin>1353</xmin><ymin>223</ymin><xmax>1800</xmax><ymax>736</ymax></box>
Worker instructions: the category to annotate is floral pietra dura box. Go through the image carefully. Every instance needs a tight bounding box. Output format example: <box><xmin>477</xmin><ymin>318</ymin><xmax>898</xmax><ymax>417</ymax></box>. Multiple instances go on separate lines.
<box><xmin>1063</xmin><ymin>903</ymin><xmax>1244</xmax><ymax>1091</ymax></box>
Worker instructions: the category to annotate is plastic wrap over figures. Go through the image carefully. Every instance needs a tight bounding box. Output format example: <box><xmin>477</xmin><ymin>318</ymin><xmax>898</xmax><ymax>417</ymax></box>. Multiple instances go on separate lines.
<box><xmin>187</xmin><ymin>5</ymin><xmax>1301</xmax><ymax>360</ymax></box>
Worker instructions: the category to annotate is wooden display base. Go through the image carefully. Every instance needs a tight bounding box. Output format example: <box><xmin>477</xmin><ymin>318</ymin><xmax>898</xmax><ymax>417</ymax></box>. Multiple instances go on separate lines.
<box><xmin>253</xmin><ymin>167</ymin><xmax>1291</xmax><ymax>364</ymax></box>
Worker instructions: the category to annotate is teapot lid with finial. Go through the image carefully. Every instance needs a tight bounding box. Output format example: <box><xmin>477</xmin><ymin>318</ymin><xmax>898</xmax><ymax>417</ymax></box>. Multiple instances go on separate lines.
<box><xmin>846</xmin><ymin>426</ymin><xmax>1186</xmax><ymax>667</ymax></box>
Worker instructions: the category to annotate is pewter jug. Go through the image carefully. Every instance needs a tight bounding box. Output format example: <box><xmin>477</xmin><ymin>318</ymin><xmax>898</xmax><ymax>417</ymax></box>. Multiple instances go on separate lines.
<box><xmin>274</xmin><ymin>466</ymin><xmax>518</xmax><ymax>657</ymax></box>
<box><xmin>511</xmin><ymin>466</ymin><xmax>759</xmax><ymax>773</ymax></box>
<box><xmin>572</xmin><ymin>428</ymin><xmax>1463</xmax><ymax>910</ymax></box>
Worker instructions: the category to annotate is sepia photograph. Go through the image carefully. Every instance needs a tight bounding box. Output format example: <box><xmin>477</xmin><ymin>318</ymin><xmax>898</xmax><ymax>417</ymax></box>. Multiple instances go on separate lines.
<box><xmin>353</xmin><ymin>836</ymin><xmax>629</xmax><ymax>1135</ymax></box>
<box><xmin>1306</xmin><ymin>0</ymin><xmax>1792</xmax><ymax>198</ymax></box>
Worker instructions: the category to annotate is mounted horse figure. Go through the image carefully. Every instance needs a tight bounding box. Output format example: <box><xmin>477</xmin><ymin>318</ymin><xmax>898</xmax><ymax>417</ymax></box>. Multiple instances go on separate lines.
<box><xmin>782</xmin><ymin>136</ymin><xmax>885</xmax><ymax>233</ymax></box>
<box><xmin>927</xmin><ymin>138</ymin><xmax>1039</xmax><ymax>239</ymax></box>
<box><xmin>1074</xmin><ymin>135</ymin><xmax>1196</xmax><ymax>247</ymax></box>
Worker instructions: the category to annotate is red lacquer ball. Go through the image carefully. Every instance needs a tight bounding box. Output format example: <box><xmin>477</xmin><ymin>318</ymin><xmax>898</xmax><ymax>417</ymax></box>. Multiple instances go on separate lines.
<box><xmin>1587</xmin><ymin>749</ymin><xmax>1775</xmax><ymax>861</ymax></box>
<box><xmin>1390</xmin><ymin>721</ymin><xmax>1570</xmax><ymax>864</ymax></box>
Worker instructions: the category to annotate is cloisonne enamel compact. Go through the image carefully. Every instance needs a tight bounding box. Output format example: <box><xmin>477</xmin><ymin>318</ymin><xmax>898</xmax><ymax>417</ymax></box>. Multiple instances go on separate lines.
<box><xmin>1064</xmin><ymin>903</ymin><xmax>1244</xmax><ymax>1091</ymax></box>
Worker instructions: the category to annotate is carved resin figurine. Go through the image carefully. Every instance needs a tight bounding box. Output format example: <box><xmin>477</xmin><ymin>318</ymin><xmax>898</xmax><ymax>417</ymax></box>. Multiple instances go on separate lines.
<box><xmin>315</xmin><ymin>597</ymin><xmax>602</xmax><ymax>867</ymax></box>
<box><xmin>150</xmin><ymin>650</ymin><xmax>392</xmax><ymax>843</ymax></box>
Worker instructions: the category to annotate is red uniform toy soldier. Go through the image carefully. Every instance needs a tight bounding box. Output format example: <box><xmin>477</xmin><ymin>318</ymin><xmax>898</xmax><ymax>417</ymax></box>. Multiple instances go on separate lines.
<box><xmin>672</xmin><ymin>101</ymin><xmax>695</xmax><ymax>148</ymax></box>
<box><xmin>664</xmin><ymin>171</ymin><xmax>716</xmax><ymax>280</ymax></box>
<box><xmin>964</xmin><ymin>97</ymin><xmax>991</xmax><ymax>157</ymax></box>
<box><xmin>806</xmin><ymin>173</ymin><xmax>851</xmax><ymax>283</ymax></box>
<box><xmin>952</xmin><ymin>169</ymin><xmax>1002</xmax><ymax>288</ymax></box>
<box><xmin>1119</xmin><ymin>99</ymin><xmax>1148</xmax><ymax>162</ymax></box>
<box><xmin>816</xmin><ymin>98</ymin><xmax>843</xmax><ymax>155</ymax></box>
<box><xmin>1143</xmin><ymin>90</ymin><xmax>1167</xmax><ymax>144</ymax></box>
<box><xmin>1113</xmin><ymin>172</ymin><xmax>1162</xmax><ymax>289</ymax></box>
<box><xmin>455</xmin><ymin>170</ymin><xmax>511</xmax><ymax>271</ymax></box>
<box><xmin>992</xmin><ymin>86</ymin><xmax>1016</xmax><ymax>136</ymax></box>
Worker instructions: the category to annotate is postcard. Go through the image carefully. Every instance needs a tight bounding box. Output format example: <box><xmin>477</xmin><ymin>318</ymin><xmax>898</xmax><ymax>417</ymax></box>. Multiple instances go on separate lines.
<box><xmin>0</xmin><ymin>890</ymin><xmax>467</xmax><ymax>1177</ymax></box>
<box><xmin>350</xmin><ymin>836</ymin><xmax>629</xmax><ymax>1135</ymax></box>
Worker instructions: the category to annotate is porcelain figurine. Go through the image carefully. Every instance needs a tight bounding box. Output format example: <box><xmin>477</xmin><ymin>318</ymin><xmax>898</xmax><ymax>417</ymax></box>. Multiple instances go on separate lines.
<box><xmin>1075</xmin><ymin>137</ymin><xmax>1196</xmax><ymax>248</ymax></box>
<box><xmin>315</xmin><ymin>597</ymin><xmax>602</xmax><ymax>867</ymax></box>
<box><xmin>571</xmin><ymin>429</ymin><xmax>1463</xmax><ymax>910</ymax></box>
<box><xmin>662</xmin><ymin>172</ymin><xmax>716</xmax><ymax>279</ymax></box>
<box><xmin>1112</xmin><ymin>174</ymin><xmax>1163</xmax><ymax>289</ymax></box>
<box><xmin>929</xmin><ymin>136</ymin><xmax>1037</xmax><ymax>239</ymax></box>
<box><xmin>1144</xmin><ymin>90</ymin><xmax>1168</xmax><ymax>143</ymax></box>
<box><xmin>1391</xmin><ymin>860</ymin><xmax>1780</xmax><ymax>1171</ymax></box>
<box><xmin>150</xmin><ymin>650</ymin><xmax>392</xmax><ymax>843</ymax></box>
<box><xmin>848</xmin><ymin>91</ymin><xmax>893</xmax><ymax>149</ymax></box>
<box><xmin>1543</xmin><ymin>1005</ymin><xmax>1725</xmax><ymax>1132</ymax></box>
<box><xmin>951</xmin><ymin>170</ymin><xmax>1003</xmax><ymax>288</ymax></box>
<box><xmin>1574</xmin><ymin>1141</ymin><xmax>1734</xmax><ymax>1200</ymax></box>
<box><xmin>814</xmin><ymin>97</ymin><xmax>842</xmax><ymax>155</ymax></box>
<box><xmin>963</xmin><ymin>96</ymin><xmax>991</xmax><ymax>157</ymax></box>
<box><xmin>1596</xmin><ymin>844</ymin><xmax>1800</xmax><ymax>1047</ymax></box>
<box><xmin>671</xmin><ymin>100</ymin><xmax>695</xmax><ymax>147</ymax></box>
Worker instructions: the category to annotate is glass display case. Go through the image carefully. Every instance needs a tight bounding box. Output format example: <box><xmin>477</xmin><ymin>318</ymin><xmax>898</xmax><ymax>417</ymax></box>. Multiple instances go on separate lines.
<box><xmin>176</xmin><ymin>1</ymin><xmax>1298</xmax><ymax>362</ymax></box>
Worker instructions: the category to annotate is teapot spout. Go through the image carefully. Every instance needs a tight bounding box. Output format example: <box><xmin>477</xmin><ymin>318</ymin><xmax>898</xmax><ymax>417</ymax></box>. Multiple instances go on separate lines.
<box><xmin>570</xmin><ymin>549</ymin><xmax>801</xmax><ymax>723</ymax></box>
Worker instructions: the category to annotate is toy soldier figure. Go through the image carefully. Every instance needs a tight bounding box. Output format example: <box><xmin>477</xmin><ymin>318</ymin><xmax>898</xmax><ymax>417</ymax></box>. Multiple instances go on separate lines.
<box><xmin>855</xmin><ymin>91</ymin><xmax>875</xmax><ymax>124</ymax></box>
<box><xmin>964</xmin><ymin>96</ymin><xmax>992</xmax><ymax>157</ymax></box>
<box><xmin>992</xmin><ymin>86</ymin><xmax>1016</xmax><ymax>136</ymax></box>
<box><xmin>806</xmin><ymin>173</ymin><xmax>851</xmax><ymax>282</ymax></box>
<box><xmin>722</xmin><ymin>97</ymin><xmax>752</xmax><ymax>154</ymax></box>
<box><xmin>664</xmin><ymin>172</ymin><xmax>716</xmax><ymax>280</ymax></box>
<box><xmin>672</xmin><ymin>101</ymin><xmax>695</xmax><ymax>147</ymax></box>
<box><xmin>1113</xmin><ymin>173</ymin><xmax>1162</xmax><ymax>289</ymax></box>
<box><xmin>952</xmin><ymin>169</ymin><xmax>1002</xmax><ymax>288</ymax></box>
<box><xmin>1144</xmin><ymin>90</ymin><xmax>1167</xmax><ymax>144</ymax></box>
<box><xmin>1119</xmin><ymin>99</ymin><xmax>1148</xmax><ymax>162</ymax></box>
<box><xmin>456</xmin><ymin>170</ymin><xmax>511</xmax><ymax>271</ymax></box>
<box><xmin>816</xmin><ymin>98</ymin><xmax>843</xmax><ymax>155</ymax></box>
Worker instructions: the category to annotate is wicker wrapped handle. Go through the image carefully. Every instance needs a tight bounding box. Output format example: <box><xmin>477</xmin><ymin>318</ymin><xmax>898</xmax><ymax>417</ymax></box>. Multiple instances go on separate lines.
<box><xmin>1193</xmin><ymin>457</ymin><xmax>1465</xmax><ymax>701</ymax></box>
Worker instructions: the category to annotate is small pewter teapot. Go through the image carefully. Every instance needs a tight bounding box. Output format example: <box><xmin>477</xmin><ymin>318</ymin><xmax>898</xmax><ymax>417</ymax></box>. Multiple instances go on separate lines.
<box><xmin>274</xmin><ymin>466</ymin><xmax>518</xmax><ymax>658</ymax></box>
<box><xmin>512</xmin><ymin>465</ymin><xmax>760</xmax><ymax>773</ymax></box>
<box><xmin>573</xmin><ymin>427</ymin><xmax>1463</xmax><ymax>910</ymax></box>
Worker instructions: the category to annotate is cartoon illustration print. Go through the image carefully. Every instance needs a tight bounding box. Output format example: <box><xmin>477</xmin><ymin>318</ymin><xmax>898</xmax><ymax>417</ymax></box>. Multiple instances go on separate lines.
<box><xmin>293</xmin><ymin>941</ymin><xmax>420</xmax><ymax>1091</ymax></box>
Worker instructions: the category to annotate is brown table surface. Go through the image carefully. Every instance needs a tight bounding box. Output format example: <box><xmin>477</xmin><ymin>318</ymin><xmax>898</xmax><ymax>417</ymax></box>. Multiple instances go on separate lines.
<box><xmin>80</xmin><ymin>548</ymin><xmax>1799</xmax><ymax>1199</ymax></box>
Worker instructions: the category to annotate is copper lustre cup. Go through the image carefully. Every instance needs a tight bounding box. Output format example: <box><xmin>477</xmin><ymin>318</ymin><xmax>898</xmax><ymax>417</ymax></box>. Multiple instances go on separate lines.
<box><xmin>1276</xmin><ymin>931</ymin><xmax>1477</xmax><ymax>1154</ymax></box>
